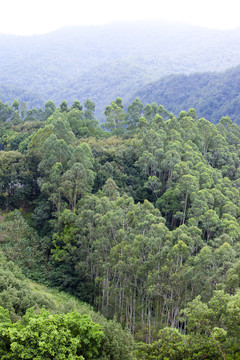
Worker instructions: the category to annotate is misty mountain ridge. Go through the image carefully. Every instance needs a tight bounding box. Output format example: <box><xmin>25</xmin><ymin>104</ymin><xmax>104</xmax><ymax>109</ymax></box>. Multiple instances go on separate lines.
<box><xmin>132</xmin><ymin>65</ymin><xmax>240</xmax><ymax>124</ymax></box>
<box><xmin>1</xmin><ymin>20</ymin><xmax>240</xmax><ymax>120</ymax></box>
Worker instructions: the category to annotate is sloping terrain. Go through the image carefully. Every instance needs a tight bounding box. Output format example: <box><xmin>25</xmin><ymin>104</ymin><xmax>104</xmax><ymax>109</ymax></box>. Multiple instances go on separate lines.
<box><xmin>1</xmin><ymin>21</ymin><xmax>240</xmax><ymax>119</ymax></box>
<box><xmin>132</xmin><ymin>65</ymin><xmax>240</xmax><ymax>124</ymax></box>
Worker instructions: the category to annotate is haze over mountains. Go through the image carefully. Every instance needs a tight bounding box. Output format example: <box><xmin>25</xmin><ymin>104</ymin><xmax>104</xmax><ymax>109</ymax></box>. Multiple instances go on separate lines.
<box><xmin>1</xmin><ymin>20</ymin><xmax>240</xmax><ymax>120</ymax></box>
<box><xmin>132</xmin><ymin>65</ymin><xmax>240</xmax><ymax>125</ymax></box>
<box><xmin>2</xmin><ymin>18</ymin><xmax>240</xmax><ymax>359</ymax></box>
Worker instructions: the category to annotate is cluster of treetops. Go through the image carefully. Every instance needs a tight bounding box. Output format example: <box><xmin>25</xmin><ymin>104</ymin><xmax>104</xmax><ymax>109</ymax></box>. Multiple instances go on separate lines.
<box><xmin>0</xmin><ymin>96</ymin><xmax>240</xmax><ymax>359</ymax></box>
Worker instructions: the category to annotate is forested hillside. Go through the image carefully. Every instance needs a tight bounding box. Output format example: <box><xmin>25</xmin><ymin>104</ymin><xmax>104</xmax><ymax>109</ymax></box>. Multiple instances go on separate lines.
<box><xmin>132</xmin><ymin>65</ymin><xmax>240</xmax><ymax>125</ymax></box>
<box><xmin>1</xmin><ymin>97</ymin><xmax>240</xmax><ymax>358</ymax></box>
<box><xmin>1</xmin><ymin>21</ymin><xmax>240</xmax><ymax>119</ymax></box>
<box><xmin>0</xmin><ymin>251</ymin><xmax>135</xmax><ymax>359</ymax></box>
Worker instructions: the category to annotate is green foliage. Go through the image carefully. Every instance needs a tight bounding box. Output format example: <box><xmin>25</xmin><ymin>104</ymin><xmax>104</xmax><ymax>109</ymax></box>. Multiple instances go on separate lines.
<box><xmin>0</xmin><ymin>251</ymin><xmax>136</xmax><ymax>359</ymax></box>
<box><xmin>137</xmin><ymin>290</ymin><xmax>240</xmax><ymax>358</ymax></box>
<box><xmin>103</xmin><ymin>98</ymin><xmax>126</xmax><ymax>134</ymax></box>
<box><xmin>0</xmin><ymin>21</ymin><xmax>240</xmax><ymax>355</ymax></box>
<box><xmin>0</xmin><ymin>308</ymin><xmax>103</xmax><ymax>359</ymax></box>
<box><xmin>1</xmin><ymin>96</ymin><xmax>240</xmax><ymax>355</ymax></box>
<box><xmin>0</xmin><ymin>210</ymin><xmax>50</xmax><ymax>281</ymax></box>
<box><xmin>0</xmin><ymin>251</ymin><xmax>56</xmax><ymax>321</ymax></box>
<box><xmin>137</xmin><ymin>328</ymin><xmax>189</xmax><ymax>360</ymax></box>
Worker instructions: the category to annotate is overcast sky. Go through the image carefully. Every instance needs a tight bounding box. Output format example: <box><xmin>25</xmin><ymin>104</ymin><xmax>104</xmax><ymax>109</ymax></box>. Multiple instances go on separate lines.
<box><xmin>1</xmin><ymin>0</ymin><xmax>240</xmax><ymax>36</ymax></box>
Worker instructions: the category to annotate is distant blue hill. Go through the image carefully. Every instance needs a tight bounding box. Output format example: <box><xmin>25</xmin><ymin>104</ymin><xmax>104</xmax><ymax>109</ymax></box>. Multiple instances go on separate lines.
<box><xmin>131</xmin><ymin>65</ymin><xmax>240</xmax><ymax>124</ymax></box>
<box><xmin>1</xmin><ymin>21</ymin><xmax>240</xmax><ymax>120</ymax></box>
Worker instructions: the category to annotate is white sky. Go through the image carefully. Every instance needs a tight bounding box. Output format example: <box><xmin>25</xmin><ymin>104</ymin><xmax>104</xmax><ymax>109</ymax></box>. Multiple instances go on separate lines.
<box><xmin>1</xmin><ymin>0</ymin><xmax>240</xmax><ymax>36</ymax></box>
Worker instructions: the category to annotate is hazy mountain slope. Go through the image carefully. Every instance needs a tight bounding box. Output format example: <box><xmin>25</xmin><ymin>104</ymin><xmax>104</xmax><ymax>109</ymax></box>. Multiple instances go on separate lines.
<box><xmin>1</xmin><ymin>21</ymin><xmax>240</xmax><ymax>119</ymax></box>
<box><xmin>56</xmin><ymin>60</ymin><xmax>154</xmax><ymax>119</ymax></box>
<box><xmin>131</xmin><ymin>65</ymin><xmax>240</xmax><ymax>124</ymax></box>
<box><xmin>0</xmin><ymin>82</ymin><xmax>44</xmax><ymax>108</ymax></box>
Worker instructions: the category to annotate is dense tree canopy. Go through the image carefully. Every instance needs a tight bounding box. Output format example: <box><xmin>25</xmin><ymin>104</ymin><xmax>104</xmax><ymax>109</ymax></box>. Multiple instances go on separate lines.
<box><xmin>0</xmin><ymin>97</ymin><xmax>240</xmax><ymax>358</ymax></box>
